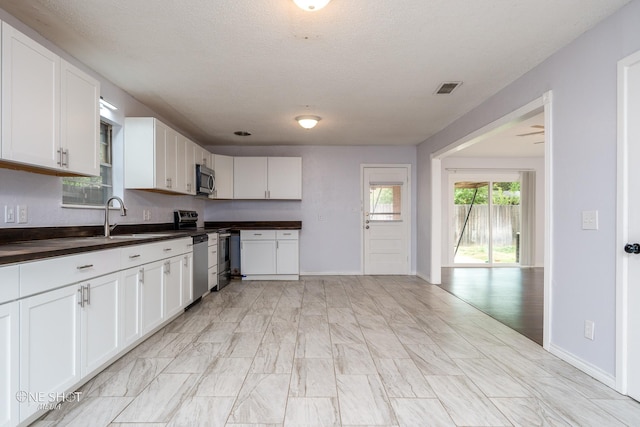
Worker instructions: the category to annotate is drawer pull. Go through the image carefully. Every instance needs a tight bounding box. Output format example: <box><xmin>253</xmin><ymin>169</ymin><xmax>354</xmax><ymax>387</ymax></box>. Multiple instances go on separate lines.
<box><xmin>163</xmin><ymin>248</ymin><xmax>173</xmax><ymax>252</ymax></box>
<box><xmin>129</xmin><ymin>254</ymin><xmax>141</xmax><ymax>259</ymax></box>
<box><xmin>77</xmin><ymin>264</ymin><xmax>94</xmax><ymax>270</ymax></box>
<box><xmin>254</xmin><ymin>233</ymin><xmax>262</xmax><ymax>236</ymax></box>
<box><xmin>283</xmin><ymin>233</ymin><xmax>292</xmax><ymax>235</ymax></box>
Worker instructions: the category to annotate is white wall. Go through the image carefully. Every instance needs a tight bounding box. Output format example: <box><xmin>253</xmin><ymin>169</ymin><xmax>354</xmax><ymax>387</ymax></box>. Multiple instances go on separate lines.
<box><xmin>204</xmin><ymin>145</ymin><xmax>418</xmax><ymax>275</ymax></box>
<box><xmin>417</xmin><ymin>0</ymin><xmax>640</xmax><ymax>378</ymax></box>
<box><xmin>440</xmin><ymin>157</ymin><xmax>545</xmax><ymax>267</ymax></box>
<box><xmin>0</xmin><ymin>8</ymin><xmax>206</xmax><ymax>229</ymax></box>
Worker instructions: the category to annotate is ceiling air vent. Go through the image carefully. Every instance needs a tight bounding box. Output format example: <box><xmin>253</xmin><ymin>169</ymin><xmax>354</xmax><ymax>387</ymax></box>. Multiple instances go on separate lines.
<box><xmin>435</xmin><ymin>81</ymin><xmax>462</xmax><ymax>95</ymax></box>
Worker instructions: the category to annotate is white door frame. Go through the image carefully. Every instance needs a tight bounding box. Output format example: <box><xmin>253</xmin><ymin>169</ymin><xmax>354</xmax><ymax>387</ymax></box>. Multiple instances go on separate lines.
<box><xmin>430</xmin><ymin>92</ymin><xmax>553</xmax><ymax>350</ymax></box>
<box><xmin>615</xmin><ymin>49</ymin><xmax>640</xmax><ymax>395</ymax></box>
<box><xmin>360</xmin><ymin>164</ymin><xmax>412</xmax><ymax>275</ymax></box>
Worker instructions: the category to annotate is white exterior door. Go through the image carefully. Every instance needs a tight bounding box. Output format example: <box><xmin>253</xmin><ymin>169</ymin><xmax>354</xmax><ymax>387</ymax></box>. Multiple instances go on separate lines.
<box><xmin>363</xmin><ymin>166</ymin><xmax>410</xmax><ymax>275</ymax></box>
<box><xmin>619</xmin><ymin>50</ymin><xmax>640</xmax><ymax>401</ymax></box>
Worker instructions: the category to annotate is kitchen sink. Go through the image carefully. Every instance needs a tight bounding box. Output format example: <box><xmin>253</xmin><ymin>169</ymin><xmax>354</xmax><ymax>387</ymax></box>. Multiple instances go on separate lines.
<box><xmin>108</xmin><ymin>233</ymin><xmax>174</xmax><ymax>239</ymax></box>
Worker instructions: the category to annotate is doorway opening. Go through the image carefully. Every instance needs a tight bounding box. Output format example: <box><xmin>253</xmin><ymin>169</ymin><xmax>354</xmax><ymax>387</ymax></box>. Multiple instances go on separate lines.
<box><xmin>430</xmin><ymin>93</ymin><xmax>552</xmax><ymax>350</ymax></box>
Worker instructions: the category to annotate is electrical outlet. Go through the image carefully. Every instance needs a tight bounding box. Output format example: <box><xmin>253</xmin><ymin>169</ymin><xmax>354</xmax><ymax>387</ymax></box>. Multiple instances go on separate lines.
<box><xmin>144</xmin><ymin>209</ymin><xmax>151</xmax><ymax>221</ymax></box>
<box><xmin>584</xmin><ymin>320</ymin><xmax>595</xmax><ymax>340</ymax></box>
<box><xmin>582</xmin><ymin>210</ymin><xmax>598</xmax><ymax>230</ymax></box>
<box><xmin>4</xmin><ymin>206</ymin><xmax>15</xmax><ymax>223</ymax></box>
<box><xmin>17</xmin><ymin>205</ymin><xmax>28</xmax><ymax>224</ymax></box>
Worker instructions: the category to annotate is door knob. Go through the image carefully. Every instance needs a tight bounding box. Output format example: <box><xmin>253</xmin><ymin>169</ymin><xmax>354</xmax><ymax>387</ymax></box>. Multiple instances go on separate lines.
<box><xmin>624</xmin><ymin>243</ymin><xmax>640</xmax><ymax>254</ymax></box>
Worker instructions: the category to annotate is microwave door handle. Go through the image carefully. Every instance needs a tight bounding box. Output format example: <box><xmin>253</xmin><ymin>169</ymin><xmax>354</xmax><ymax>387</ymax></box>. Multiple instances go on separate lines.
<box><xmin>208</xmin><ymin>175</ymin><xmax>215</xmax><ymax>193</ymax></box>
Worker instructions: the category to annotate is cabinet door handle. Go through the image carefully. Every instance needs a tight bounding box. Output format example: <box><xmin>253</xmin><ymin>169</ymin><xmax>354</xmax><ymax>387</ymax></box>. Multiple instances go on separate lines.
<box><xmin>77</xmin><ymin>287</ymin><xmax>84</xmax><ymax>307</ymax></box>
<box><xmin>184</xmin><ymin>256</ymin><xmax>189</xmax><ymax>267</ymax></box>
<box><xmin>129</xmin><ymin>254</ymin><xmax>141</xmax><ymax>259</ymax></box>
<box><xmin>139</xmin><ymin>268</ymin><xmax>145</xmax><ymax>283</ymax></box>
<box><xmin>57</xmin><ymin>148</ymin><xmax>63</xmax><ymax>166</ymax></box>
<box><xmin>164</xmin><ymin>261</ymin><xmax>171</xmax><ymax>274</ymax></box>
<box><xmin>276</xmin><ymin>241</ymin><xmax>279</xmax><ymax>249</ymax></box>
<box><xmin>77</xmin><ymin>264</ymin><xmax>94</xmax><ymax>270</ymax></box>
<box><xmin>85</xmin><ymin>283</ymin><xmax>91</xmax><ymax>305</ymax></box>
<box><xmin>62</xmin><ymin>149</ymin><xmax>69</xmax><ymax>167</ymax></box>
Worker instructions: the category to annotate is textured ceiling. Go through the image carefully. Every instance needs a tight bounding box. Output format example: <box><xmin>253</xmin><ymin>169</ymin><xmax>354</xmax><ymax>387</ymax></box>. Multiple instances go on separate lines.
<box><xmin>0</xmin><ymin>0</ymin><xmax>630</xmax><ymax>147</ymax></box>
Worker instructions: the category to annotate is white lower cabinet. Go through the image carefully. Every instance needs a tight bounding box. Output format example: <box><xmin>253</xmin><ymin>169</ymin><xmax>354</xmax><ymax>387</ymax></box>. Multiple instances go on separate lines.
<box><xmin>9</xmin><ymin>237</ymin><xmax>194</xmax><ymax>426</ymax></box>
<box><xmin>81</xmin><ymin>272</ymin><xmax>120</xmax><ymax>377</ymax></box>
<box><xmin>19</xmin><ymin>285</ymin><xmax>81</xmax><ymax>422</ymax></box>
<box><xmin>181</xmin><ymin>252</ymin><xmax>194</xmax><ymax>307</ymax></box>
<box><xmin>276</xmin><ymin>239</ymin><xmax>299</xmax><ymax>275</ymax></box>
<box><xmin>0</xmin><ymin>301</ymin><xmax>19</xmax><ymax>427</ymax></box>
<box><xmin>241</xmin><ymin>230</ymin><xmax>299</xmax><ymax>280</ymax></box>
<box><xmin>121</xmin><ymin>266</ymin><xmax>142</xmax><ymax>349</ymax></box>
<box><xmin>163</xmin><ymin>256</ymin><xmax>183</xmax><ymax>320</ymax></box>
<box><xmin>140</xmin><ymin>260</ymin><xmax>164</xmax><ymax>336</ymax></box>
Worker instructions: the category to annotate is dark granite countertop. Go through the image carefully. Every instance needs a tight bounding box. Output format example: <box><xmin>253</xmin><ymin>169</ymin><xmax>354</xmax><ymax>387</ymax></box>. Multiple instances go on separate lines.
<box><xmin>205</xmin><ymin>221</ymin><xmax>302</xmax><ymax>230</ymax></box>
<box><xmin>0</xmin><ymin>221</ymin><xmax>301</xmax><ymax>266</ymax></box>
<box><xmin>0</xmin><ymin>230</ymin><xmax>199</xmax><ymax>266</ymax></box>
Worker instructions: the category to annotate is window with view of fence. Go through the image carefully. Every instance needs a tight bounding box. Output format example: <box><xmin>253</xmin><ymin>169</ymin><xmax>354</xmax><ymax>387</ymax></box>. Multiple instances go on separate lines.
<box><xmin>454</xmin><ymin>205</ymin><xmax>520</xmax><ymax>246</ymax></box>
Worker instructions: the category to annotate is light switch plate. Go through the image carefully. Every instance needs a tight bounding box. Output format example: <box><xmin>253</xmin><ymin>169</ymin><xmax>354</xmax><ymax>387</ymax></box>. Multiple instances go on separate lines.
<box><xmin>17</xmin><ymin>205</ymin><xmax>27</xmax><ymax>224</ymax></box>
<box><xmin>584</xmin><ymin>320</ymin><xmax>595</xmax><ymax>340</ymax></box>
<box><xmin>4</xmin><ymin>206</ymin><xmax>15</xmax><ymax>223</ymax></box>
<box><xmin>582</xmin><ymin>210</ymin><xmax>598</xmax><ymax>230</ymax></box>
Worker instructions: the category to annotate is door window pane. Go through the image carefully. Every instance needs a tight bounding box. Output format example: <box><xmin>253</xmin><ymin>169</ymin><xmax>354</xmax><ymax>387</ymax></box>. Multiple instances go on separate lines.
<box><xmin>492</xmin><ymin>181</ymin><xmax>520</xmax><ymax>263</ymax></box>
<box><xmin>453</xmin><ymin>182</ymin><xmax>489</xmax><ymax>263</ymax></box>
<box><xmin>369</xmin><ymin>184</ymin><xmax>402</xmax><ymax>221</ymax></box>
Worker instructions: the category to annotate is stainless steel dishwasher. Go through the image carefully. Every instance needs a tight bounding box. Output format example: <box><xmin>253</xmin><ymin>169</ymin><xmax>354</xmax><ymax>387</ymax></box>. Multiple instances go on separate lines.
<box><xmin>191</xmin><ymin>234</ymin><xmax>208</xmax><ymax>304</ymax></box>
<box><xmin>174</xmin><ymin>210</ymin><xmax>208</xmax><ymax>308</ymax></box>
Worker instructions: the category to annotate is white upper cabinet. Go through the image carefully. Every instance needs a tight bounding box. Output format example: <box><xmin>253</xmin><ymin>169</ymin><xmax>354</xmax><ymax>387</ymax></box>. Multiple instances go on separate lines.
<box><xmin>183</xmin><ymin>137</ymin><xmax>197</xmax><ymax>195</ymax></box>
<box><xmin>233</xmin><ymin>156</ymin><xmax>302</xmax><ymax>200</ymax></box>
<box><xmin>125</xmin><ymin>117</ymin><xmax>208</xmax><ymax>195</ymax></box>
<box><xmin>234</xmin><ymin>157</ymin><xmax>268</xmax><ymax>199</ymax></box>
<box><xmin>194</xmin><ymin>144</ymin><xmax>211</xmax><ymax>168</ymax></box>
<box><xmin>212</xmin><ymin>154</ymin><xmax>234</xmax><ymax>199</ymax></box>
<box><xmin>60</xmin><ymin>59</ymin><xmax>100</xmax><ymax>176</ymax></box>
<box><xmin>1</xmin><ymin>22</ymin><xmax>100</xmax><ymax>177</ymax></box>
<box><xmin>268</xmin><ymin>157</ymin><xmax>302</xmax><ymax>199</ymax></box>
<box><xmin>1</xmin><ymin>22</ymin><xmax>59</xmax><ymax>171</ymax></box>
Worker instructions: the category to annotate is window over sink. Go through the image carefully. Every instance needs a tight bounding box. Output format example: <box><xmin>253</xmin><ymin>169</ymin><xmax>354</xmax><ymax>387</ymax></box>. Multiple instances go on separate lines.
<box><xmin>62</xmin><ymin>121</ymin><xmax>113</xmax><ymax>207</ymax></box>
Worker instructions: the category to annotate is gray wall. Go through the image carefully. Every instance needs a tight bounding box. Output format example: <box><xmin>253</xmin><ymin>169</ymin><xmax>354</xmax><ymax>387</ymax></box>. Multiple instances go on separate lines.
<box><xmin>204</xmin><ymin>145</ymin><xmax>418</xmax><ymax>275</ymax></box>
<box><xmin>418</xmin><ymin>0</ymin><xmax>640</xmax><ymax>377</ymax></box>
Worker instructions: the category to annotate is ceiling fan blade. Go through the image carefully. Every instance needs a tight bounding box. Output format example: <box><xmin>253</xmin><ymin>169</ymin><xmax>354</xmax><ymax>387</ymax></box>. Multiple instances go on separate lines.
<box><xmin>517</xmin><ymin>131</ymin><xmax>545</xmax><ymax>137</ymax></box>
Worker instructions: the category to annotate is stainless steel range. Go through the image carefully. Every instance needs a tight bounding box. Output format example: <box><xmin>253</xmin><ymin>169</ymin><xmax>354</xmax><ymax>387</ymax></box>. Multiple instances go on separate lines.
<box><xmin>215</xmin><ymin>229</ymin><xmax>231</xmax><ymax>291</ymax></box>
<box><xmin>174</xmin><ymin>210</ymin><xmax>208</xmax><ymax>308</ymax></box>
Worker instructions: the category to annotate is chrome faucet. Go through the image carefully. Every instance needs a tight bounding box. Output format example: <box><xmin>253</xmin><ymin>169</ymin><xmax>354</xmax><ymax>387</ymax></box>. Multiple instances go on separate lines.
<box><xmin>104</xmin><ymin>196</ymin><xmax>127</xmax><ymax>238</ymax></box>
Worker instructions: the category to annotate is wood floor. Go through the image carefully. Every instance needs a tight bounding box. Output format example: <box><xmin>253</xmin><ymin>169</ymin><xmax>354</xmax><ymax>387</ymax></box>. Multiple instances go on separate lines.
<box><xmin>439</xmin><ymin>267</ymin><xmax>544</xmax><ymax>345</ymax></box>
<box><xmin>33</xmin><ymin>275</ymin><xmax>640</xmax><ymax>426</ymax></box>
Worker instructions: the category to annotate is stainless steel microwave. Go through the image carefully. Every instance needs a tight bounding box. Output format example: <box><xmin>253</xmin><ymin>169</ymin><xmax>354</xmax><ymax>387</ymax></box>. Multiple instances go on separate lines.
<box><xmin>195</xmin><ymin>164</ymin><xmax>215</xmax><ymax>196</ymax></box>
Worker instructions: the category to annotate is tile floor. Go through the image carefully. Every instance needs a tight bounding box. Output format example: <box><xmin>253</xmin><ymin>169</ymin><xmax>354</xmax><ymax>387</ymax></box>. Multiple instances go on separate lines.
<box><xmin>34</xmin><ymin>276</ymin><xmax>640</xmax><ymax>426</ymax></box>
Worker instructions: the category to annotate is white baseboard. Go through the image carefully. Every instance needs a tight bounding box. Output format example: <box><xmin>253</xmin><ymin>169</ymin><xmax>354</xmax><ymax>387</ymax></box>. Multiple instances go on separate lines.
<box><xmin>300</xmin><ymin>271</ymin><xmax>363</xmax><ymax>276</ymax></box>
<box><xmin>548</xmin><ymin>343</ymin><xmax>617</xmax><ymax>390</ymax></box>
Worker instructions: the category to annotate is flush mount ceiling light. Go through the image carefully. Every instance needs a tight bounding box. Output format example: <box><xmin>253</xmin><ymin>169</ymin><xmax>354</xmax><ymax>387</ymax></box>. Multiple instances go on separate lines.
<box><xmin>293</xmin><ymin>0</ymin><xmax>332</xmax><ymax>12</ymax></box>
<box><xmin>296</xmin><ymin>115</ymin><xmax>321</xmax><ymax>129</ymax></box>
